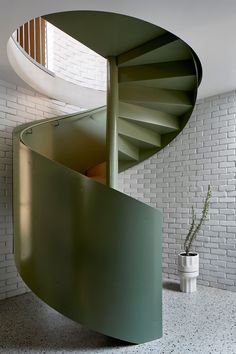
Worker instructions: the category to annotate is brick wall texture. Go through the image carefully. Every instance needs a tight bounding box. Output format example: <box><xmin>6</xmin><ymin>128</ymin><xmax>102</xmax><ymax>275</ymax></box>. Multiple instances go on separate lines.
<box><xmin>0</xmin><ymin>79</ymin><xmax>81</xmax><ymax>299</ymax></box>
<box><xmin>0</xmin><ymin>74</ymin><xmax>236</xmax><ymax>298</ymax></box>
<box><xmin>47</xmin><ymin>23</ymin><xmax>107</xmax><ymax>91</ymax></box>
<box><xmin>119</xmin><ymin>91</ymin><xmax>236</xmax><ymax>292</ymax></box>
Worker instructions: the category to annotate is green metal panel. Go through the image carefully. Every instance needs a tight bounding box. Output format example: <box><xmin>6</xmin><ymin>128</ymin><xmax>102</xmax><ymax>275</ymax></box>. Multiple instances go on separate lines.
<box><xmin>106</xmin><ymin>57</ymin><xmax>119</xmax><ymax>189</ymax></box>
<box><xmin>13</xmin><ymin>124</ymin><xmax>162</xmax><ymax>344</ymax></box>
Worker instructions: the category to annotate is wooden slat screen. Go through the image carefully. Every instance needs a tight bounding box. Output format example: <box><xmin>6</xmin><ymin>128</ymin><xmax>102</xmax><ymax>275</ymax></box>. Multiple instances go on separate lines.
<box><xmin>24</xmin><ymin>22</ymin><xmax>29</xmax><ymax>54</ymax></box>
<box><xmin>16</xmin><ymin>17</ymin><xmax>47</xmax><ymax>67</ymax></box>
<box><xmin>35</xmin><ymin>18</ymin><xmax>41</xmax><ymax>64</ymax></box>
<box><xmin>29</xmin><ymin>20</ymin><xmax>35</xmax><ymax>59</ymax></box>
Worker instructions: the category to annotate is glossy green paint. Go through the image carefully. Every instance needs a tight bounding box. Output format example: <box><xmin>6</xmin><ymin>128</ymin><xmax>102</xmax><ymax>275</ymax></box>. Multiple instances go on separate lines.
<box><xmin>14</xmin><ymin>10</ymin><xmax>202</xmax><ymax>345</ymax></box>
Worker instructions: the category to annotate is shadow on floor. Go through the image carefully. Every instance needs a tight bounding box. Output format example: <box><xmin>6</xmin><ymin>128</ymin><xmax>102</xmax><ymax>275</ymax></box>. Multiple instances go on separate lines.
<box><xmin>0</xmin><ymin>293</ymin><xmax>132</xmax><ymax>351</ymax></box>
<box><xmin>163</xmin><ymin>280</ymin><xmax>180</xmax><ymax>292</ymax></box>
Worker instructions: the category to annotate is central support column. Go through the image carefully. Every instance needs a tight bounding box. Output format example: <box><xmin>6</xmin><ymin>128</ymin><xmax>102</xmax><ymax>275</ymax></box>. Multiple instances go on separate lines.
<box><xmin>106</xmin><ymin>57</ymin><xmax>118</xmax><ymax>189</ymax></box>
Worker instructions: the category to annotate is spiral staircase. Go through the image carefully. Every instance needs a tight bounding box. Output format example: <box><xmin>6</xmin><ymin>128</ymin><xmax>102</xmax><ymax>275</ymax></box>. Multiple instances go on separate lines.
<box><xmin>13</xmin><ymin>11</ymin><xmax>201</xmax><ymax>344</ymax></box>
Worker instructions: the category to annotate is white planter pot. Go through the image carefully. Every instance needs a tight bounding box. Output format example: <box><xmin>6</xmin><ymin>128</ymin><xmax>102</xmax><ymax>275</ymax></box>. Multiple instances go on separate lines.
<box><xmin>178</xmin><ymin>252</ymin><xmax>199</xmax><ymax>293</ymax></box>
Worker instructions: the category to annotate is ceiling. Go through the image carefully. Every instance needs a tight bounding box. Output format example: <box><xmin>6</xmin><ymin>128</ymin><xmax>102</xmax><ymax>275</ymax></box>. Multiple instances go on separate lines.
<box><xmin>1</xmin><ymin>0</ymin><xmax>236</xmax><ymax>99</ymax></box>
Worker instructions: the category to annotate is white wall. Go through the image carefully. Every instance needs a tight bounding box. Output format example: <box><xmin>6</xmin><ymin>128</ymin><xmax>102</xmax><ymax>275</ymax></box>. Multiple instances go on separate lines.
<box><xmin>1</xmin><ymin>83</ymin><xmax>236</xmax><ymax>298</ymax></box>
<box><xmin>47</xmin><ymin>23</ymin><xmax>107</xmax><ymax>91</ymax></box>
<box><xmin>0</xmin><ymin>79</ymin><xmax>80</xmax><ymax>299</ymax></box>
<box><xmin>119</xmin><ymin>91</ymin><xmax>236</xmax><ymax>292</ymax></box>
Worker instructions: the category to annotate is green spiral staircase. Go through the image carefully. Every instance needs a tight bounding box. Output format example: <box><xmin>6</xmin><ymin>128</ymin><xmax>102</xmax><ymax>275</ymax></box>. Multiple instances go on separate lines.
<box><xmin>13</xmin><ymin>11</ymin><xmax>201</xmax><ymax>344</ymax></box>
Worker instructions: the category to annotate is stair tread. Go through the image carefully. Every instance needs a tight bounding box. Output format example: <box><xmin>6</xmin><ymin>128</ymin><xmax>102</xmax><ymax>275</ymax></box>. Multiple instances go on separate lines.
<box><xmin>118</xmin><ymin>117</ymin><xmax>161</xmax><ymax>147</ymax></box>
<box><xmin>119</xmin><ymin>84</ymin><xmax>193</xmax><ymax>108</ymax></box>
<box><xmin>124</xmin><ymin>102</ymin><xmax>192</xmax><ymax>116</ymax></box>
<box><xmin>119</xmin><ymin>60</ymin><xmax>196</xmax><ymax>83</ymax></box>
<box><xmin>118</xmin><ymin>135</ymin><xmax>139</xmax><ymax>161</ymax></box>
<box><xmin>118</xmin><ymin>39</ymin><xmax>192</xmax><ymax>67</ymax></box>
<box><xmin>118</xmin><ymin>134</ymin><xmax>160</xmax><ymax>149</ymax></box>
<box><xmin>119</xmin><ymin>102</ymin><xmax>179</xmax><ymax>133</ymax></box>
<box><xmin>129</xmin><ymin>76</ymin><xmax>197</xmax><ymax>91</ymax></box>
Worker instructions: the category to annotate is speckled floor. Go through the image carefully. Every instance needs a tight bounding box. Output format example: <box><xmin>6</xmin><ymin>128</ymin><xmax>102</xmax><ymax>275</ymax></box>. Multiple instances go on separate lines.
<box><xmin>0</xmin><ymin>281</ymin><xmax>235</xmax><ymax>354</ymax></box>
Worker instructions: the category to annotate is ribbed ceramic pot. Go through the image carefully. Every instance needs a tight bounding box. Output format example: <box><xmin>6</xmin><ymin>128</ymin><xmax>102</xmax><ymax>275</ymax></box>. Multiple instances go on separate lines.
<box><xmin>178</xmin><ymin>252</ymin><xmax>199</xmax><ymax>293</ymax></box>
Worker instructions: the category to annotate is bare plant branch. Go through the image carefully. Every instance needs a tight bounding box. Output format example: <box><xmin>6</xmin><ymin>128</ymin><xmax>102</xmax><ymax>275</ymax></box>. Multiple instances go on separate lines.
<box><xmin>184</xmin><ymin>206</ymin><xmax>195</xmax><ymax>255</ymax></box>
<box><xmin>184</xmin><ymin>185</ymin><xmax>212</xmax><ymax>255</ymax></box>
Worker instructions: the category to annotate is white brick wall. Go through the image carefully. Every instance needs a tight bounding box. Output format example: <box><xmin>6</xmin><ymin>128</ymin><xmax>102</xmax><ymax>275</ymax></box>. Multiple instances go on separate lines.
<box><xmin>1</xmin><ymin>74</ymin><xmax>236</xmax><ymax>298</ymax></box>
<box><xmin>119</xmin><ymin>91</ymin><xmax>236</xmax><ymax>292</ymax></box>
<box><xmin>0</xmin><ymin>79</ymin><xmax>80</xmax><ymax>299</ymax></box>
<box><xmin>47</xmin><ymin>23</ymin><xmax>107</xmax><ymax>91</ymax></box>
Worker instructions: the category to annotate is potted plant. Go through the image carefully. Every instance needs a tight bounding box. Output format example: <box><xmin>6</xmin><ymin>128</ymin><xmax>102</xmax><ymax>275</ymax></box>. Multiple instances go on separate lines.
<box><xmin>178</xmin><ymin>185</ymin><xmax>212</xmax><ymax>293</ymax></box>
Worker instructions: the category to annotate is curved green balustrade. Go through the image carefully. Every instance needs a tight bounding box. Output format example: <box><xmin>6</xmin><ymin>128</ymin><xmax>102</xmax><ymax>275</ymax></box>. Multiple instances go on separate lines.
<box><xmin>13</xmin><ymin>116</ymin><xmax>162</xmax><ymax>343</ymax></box>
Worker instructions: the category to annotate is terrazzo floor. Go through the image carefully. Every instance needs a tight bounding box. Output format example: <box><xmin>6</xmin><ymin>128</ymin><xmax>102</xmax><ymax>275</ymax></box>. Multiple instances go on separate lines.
<box><xmin>0</xmin><ymin>281</ymin><xmax>235</xmax><ymax>354</ymax></box>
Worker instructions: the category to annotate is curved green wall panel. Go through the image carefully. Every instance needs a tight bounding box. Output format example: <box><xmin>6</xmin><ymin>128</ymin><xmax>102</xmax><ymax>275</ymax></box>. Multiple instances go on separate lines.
<box><xmin>13</xmin><ymin>129</ymin><xmax>162</xmax><ymax>344</ymax></box>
